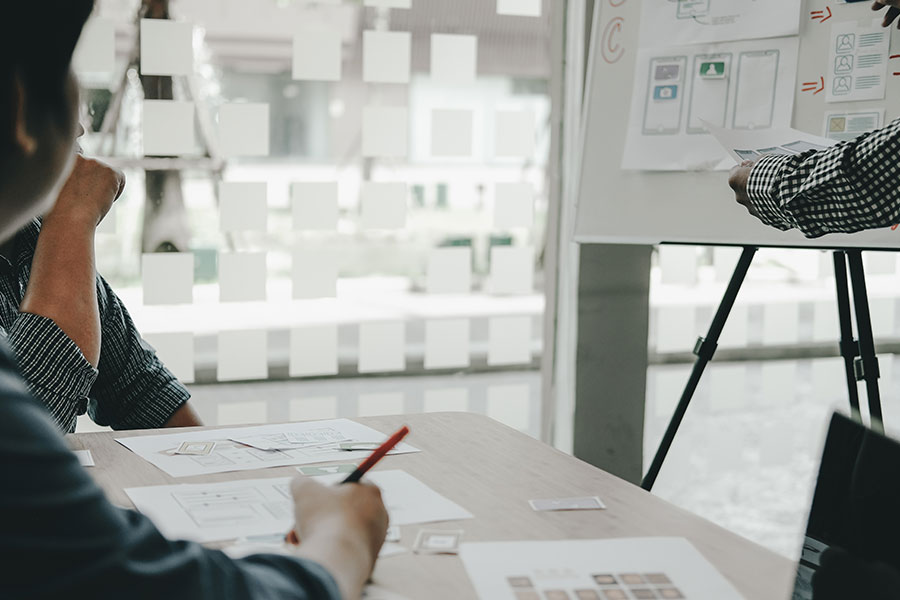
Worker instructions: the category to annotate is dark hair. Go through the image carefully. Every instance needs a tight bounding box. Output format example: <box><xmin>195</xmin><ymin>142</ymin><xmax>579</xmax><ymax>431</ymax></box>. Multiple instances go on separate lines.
<box><xmin>0</xmin><ymin>1</ymin><xmax>95</xmax><ymax>155</ymax></box>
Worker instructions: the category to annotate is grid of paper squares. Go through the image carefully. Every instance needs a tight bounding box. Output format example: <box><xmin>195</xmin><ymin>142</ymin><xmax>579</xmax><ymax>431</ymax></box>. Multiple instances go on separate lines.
<box><xmin>360</xmin><ymin>183</ymin><xmax>408</xmax><ymax>229</ymax></box>
<box><xmin>363</xmin><ymin>30</ymin><xmax>411</xmax><ymax>83</ymax></box>
<box><xmin>219</xmin><ymin>182</ymin><xmax>268</xmax><ymax>233</ymax></box>
<box><xmin>142</xmin><ymin>101</ymin><xmax>195</xmax><ymax>156</ymax></box>
<box><xmin>290</xmin><ymin>326</ymin><xmax>339</xmax><ymax>377</ymax></box>
<box><xmin>218</xmin><ymin>330</ymin><xmax>268</xmax><ymax>382</ymax></box>
<box><xmin>293</xmin><ymin>28</ymin><xmax>342</xmax><ymax>81</ymax></box>
<box><xmin>363</xmin><ymin>107</ymin><xmax>409</xmax><ymax>158</ymax></box>
<box><xmin>140</xmin><ymin>19</ymin><xmax>193</xmax><ymax>76</ymax></box>
<box><xmin>292</xmin><ymin>182</ymin><xmax>339</xmax><ymax>230</ymax></box>
<box><xmin>293</xmin><ymin>248</ymin><xmax>338</xmax><ymax>299</ymax></box>
<box><xmin>219</xmin><ymin>103</ymin><xmax>270</xmax><ymax>158</ymax></box>
<box><xmin>219</xmin><ymin>252</ymin><xmax>267</xmax><ymax>303</ymax></box>
<box><xmin>431</xmin><ymin>34</ymin><xmax>477</xmax><ymax>85</ymax></box>
<box><xmin>142</xmin><ymin>253</ymin><xmax>193</xmax><ymax>306</ymax></box>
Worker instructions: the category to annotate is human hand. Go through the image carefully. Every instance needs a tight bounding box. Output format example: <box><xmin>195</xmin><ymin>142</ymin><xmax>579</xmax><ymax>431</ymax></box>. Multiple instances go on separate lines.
<box><xmin>45</xmin><ymin>154</ymin><xmax>125</xmax><ymax>229</ymax></box>
<box><xmin>873</xmin><ymin>1</ymin><xmax>900</xmax><ymax>28</ymax></box>
<box><xmin>728</xmin><ymin>159</ymin><xmax>761</xmax><ymax>220</ymax></box>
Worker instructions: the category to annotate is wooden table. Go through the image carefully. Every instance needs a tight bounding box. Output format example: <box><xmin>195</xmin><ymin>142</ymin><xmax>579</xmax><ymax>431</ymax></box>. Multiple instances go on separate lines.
<box><xmin>69</xmin><ymin>412</ymin><xmax>795</xmax><ymax>599</ymax></box>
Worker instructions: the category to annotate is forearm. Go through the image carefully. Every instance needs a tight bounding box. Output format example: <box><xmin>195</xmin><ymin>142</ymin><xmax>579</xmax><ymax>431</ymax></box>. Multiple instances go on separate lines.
<box><xmin>19</xmin><ymin>215</ymin><xmax>100</xmax><ymax>365</ymax></box>
<box><xmin>163</xmin><ymin>402</ymin><xmax>203</xmax><ymax>428</ymax></box>
<box><xmin>292</xmin><ymin>524</ymin><xmax>375</xmax><ymax>600</ymax></box>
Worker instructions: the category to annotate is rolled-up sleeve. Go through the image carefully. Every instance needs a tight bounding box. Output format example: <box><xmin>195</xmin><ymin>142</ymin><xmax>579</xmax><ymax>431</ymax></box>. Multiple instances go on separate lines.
<box><xmin>7</xmin><ymin>312</ymin><xmax>98</xmax><ymax>433</ymax></box>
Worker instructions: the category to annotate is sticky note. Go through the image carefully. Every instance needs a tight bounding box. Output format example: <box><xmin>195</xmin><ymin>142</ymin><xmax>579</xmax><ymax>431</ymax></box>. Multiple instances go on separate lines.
<box><xmin>658</xmin><ymin>246</ymin><xmax>698</xmax><ymax>285</ymax></box>
<box><xmin>360</xmin><ymin>183</ymin><xmax>407</xmax><ymax>229</ymax></box>
<box><xmin>495</xmin><ymin>109</ymin><xmax>535</xmax><ymax>158</ymax></box>
<box><xmin>357</xmin><ymin>392</ymin><xmax>405</xmax><ymax>417</ymax></box>
<box><xmin>292</xmin><ymin>248</ymin><xmax>338</xmax><ymax>299</ymax></box>
<box><xmin>497</xmin><ymin>0</ymin><xmax>542</xmax><ymax>17</ymax></box>
<box><xmin>219</xmin><ymin>182</ymin><xmax>267</xmax><ymax>232</ymax></box>
<box><xmin>140</xmin><ymin>19</ymin><xmax>193</xmax><ymax>76</ymax></box>
<box><xmin>144</xmin><ymin>332</ymin><xmax>195</xmax><ymax>384</ymax></box>
<box><xmin>217</xmin><ymin>400</ymin><xmax>268</xmax><ymax>425</ymax></box>
<box><xmin>424</xmin><ymin>319</ymin><xmax>470</xmax><ymax>369</ymax></box>
<box><xmin>289</xmin><ymin>396</ymin><xmax>339</xmax><ymax>421</ymax></box>
<box><xmin>488</xmin><ymin>316</ymin><xmax>532</xmax><ymax>366</ymax></box>
<box><xmin>363</xmin><ymin>30</ymin><xmax>411</xmax><ymax>83</ymax></box>
<box><xmin>293</xmin><ymin>28</ymin><xmax>342</xmax><ymax>81</ymax></box>
<box><xmin>219</xmin><ymin>103</ymin><xmax>269</xmax><ymax>157</ymax></box>
<box><xmin>762</xmin><ymin>304</ymin><xmax>799</xmax><ymax>345</ymax></box>
<box><xmin>217</xmin><ymin>330</ymin><xmax>268</xmax><ymax>382</ymax></box>
<box><xmin>426</xmin><ymin>247</ymin><xmax>471</xmax><ymax>294</ymax></box>
<box><xmin>488</xmin><ymin>246</ymin><xmax>534</xmax><ymax>295</ymax></box>
<box><xmin>364</xmin><ymin>0</ymin><xmax>412</xmax><ymax>7</ymax></box>
<box><xmin>431</xmin><ymin>110</ymin><xmax>473</xmax><ymax>157</ymax></box>
<box><xmin>358</xmin><ymin>321</ymin><xmax>405</xmax><ymax>373</ymax></box>
<box><xmin>292</xmin><ymin>182</ymin><xmax>338</xmax><ymax>230</ymax></box>
<box><xmin>73</xmin><ymin>18</ymin><xmax>115</xmax><ymax>75</ymax></box>
<box><xmin>423</xmin><ymin>388</ymin><xmax>468</xmax><ymax>413</ymax></box>
<box><xmin>431</xmin><ymin>34</ymin><xmax>477</xmax><ymax>84</ymax></box>
<box><xmin>494</xmin><ymin>183</ymin><xmax>534</xmax><ymax>229</ymax></box>
<box><xmin>290</xmin><ymin>325</ymin><xmax>339</xmax><ymax>377</ymax></box>
<box><xmin>219</xmin><ymin>252</ymin><xmax>267</xmax><ymax>302</ymax></box>
<box><xmin>486</xmin><ymin>383</ymin><xmax>531</xmax><ymax>432</ymax></box>
<box><xmin>362</xmin><ymin>107</ymin><xmax>409</xmax><ymax>158</ymax></box>
<box><xmin>142</xmin><ymin>253</ymin><xmax>193</xmax><ymax>305</ymax></box>
<box><xmin>143</xmin><ymin>100</ymin><xmax>195</xmax><ymax>156</ymax></box>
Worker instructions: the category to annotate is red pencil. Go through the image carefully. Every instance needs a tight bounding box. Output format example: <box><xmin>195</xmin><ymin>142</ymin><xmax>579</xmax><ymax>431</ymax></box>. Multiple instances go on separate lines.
<box><xmin>342</xmin><ymin>425</ymin><xmax>410</xmax><ymax>484</ymax></box>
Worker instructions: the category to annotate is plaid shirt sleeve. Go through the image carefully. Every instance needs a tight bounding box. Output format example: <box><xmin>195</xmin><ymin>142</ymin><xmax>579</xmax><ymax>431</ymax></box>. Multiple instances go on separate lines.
<box><xmin>745</xmin><ymin>117</ymin><xmax>900</xmax><ymax>238</ymax></box>
<box><xmin>86</xmin><ymin>273</ymin><xmax>191</xmax><ymax>430</ymax></box>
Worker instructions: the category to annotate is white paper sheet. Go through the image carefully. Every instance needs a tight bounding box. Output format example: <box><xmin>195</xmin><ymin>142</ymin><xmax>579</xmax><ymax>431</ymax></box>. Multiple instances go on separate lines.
<box><xmin>494</xmin><ymin>110</ymin><xmax>535</xmax><ymax>158</ymax></box>
<box><xmin>219</xmin><ymin>103</ymin><xmax>270</xmax><ymax>158</ymax></box>
<box><xmin>292</xmin><ymin>248</ymin><xmax>338</xmax><ymax>299</ymax></box>
<box><xmin>143</xmin><ymin>100</ymin><xmax>195</xmax><ymax>156</ymax></box>
<box><xmin>460</xmin><ymin>538</ymin><xmax>743</xmax><ymax>600</ymax></box>
<box><xmin>360</xmin><ymin>183</ymin><xmax>407</xmax><ymax>229</ymax></box>
<box><xmin>823</xmin><ymin>109</ymin><xmax>885</xmax><ymax>142</ymax></box>
<box><xmin>219</xmin><ymin>252</ymin><xmax>267</xmax><ymax>303</ymax></box>
<box><xmin>117</xmin><ymin>419</ymin><xmax>419</xmax><ymax>478</ymax></box>
<box><xmin>431</xmin><ymin>110</ymin><xmax>474</xmax><ymax>157</ymax></box>
<box><xmin>431</xmin><ymin>34</ymin><xmax>477</xmax><ymax>84</ymax></box>
<box><xmin>363</xmin><ymin>30</ymin><xmax>411</xmax><ymax>83</ymax></box>
<box><xmin>293</xmin><ymin>28</ymin><xmax>342</xmax><ymax>81</ymax></box>
<box><xmin>488</xmin><ymin>316</ymin><xmax>532</xmax><ymax>366</ymax></box>
<box><xmin>144</xmin><ymin>332</ymin><xmax>195</xmax><ymax>384</ymax></box>
<box><xmin>426</xmin><ymin>247</ymin><xmax>472</xmax><ymax>294</ymax></box>
<box><xmin>292</xmin><ymin>182</ymin><xmax>339</xmax><ymax>230</ymax></box>
<box><xmin>74</xmin><ymin>450</ymin><xmax>95</xmax><ymax>467</ymax></box>
<box><xmin>424</xmin><ymin>319</ymin><xmax>470</xmax><ymax>369</ymax></box>
<box><xmin>126</xmin><ymin>470</ymin><xmax>469</xmax><ymax>544</ymax></box>
<box><xmin>358</xmin><ymin>321</ymin><xmax>406</xmax><ymax>373</ymax></box>
<box><xmin>362</xmin><ymin>107</ymin><xmax>409</xmax><ymax>158</ymax></box>
<box><xmin>290</xmin><ymin>326</ymin><xmax>339</xmax><ymax>377</ymax></box>
<box><xmin>142</xmin><ymin>252</ymin><xmax>193</xmax><ymax>305</ymax></box>
<box><xmin>639</xmin><ymin>0</ymin><xmax>801</xmax><ymax>47</ymax></box>
<box><xmin>140</xmin><ymin>19</ymin><xmax>193</xmax><ymax>76</ymax></box>
<box><xmin>73</xmin><ymin>19</ymin><xmax>115</xmax><ymax>76</ymax></box>
<box><xmin>623</xmin><ymin>37</ymin><xmax>799</xmax><ymax>171</ymax></box>
<box><xmin>827</xmin><ymin>19</ymin><xmax>890</xmax><ymax>103</ymax></box>
<box><xmin>496</xmin><ymin>0</ymin><xmax>541</xmax><ymax>17</ymax></box>
<box><xmin>219</xmin><ymin>182</ymin><xmax>267</xmax><ymax>233</ymax></box>
<box><xmin>494</xmin><ymin>183</ymin><xmax>534</xmax><ymax>229</ymax></box>
<box><xmin>488</xmin><ymin>246</ymin><xmax>534</xmax><ymax>295</ymax></box>
<box><xmin>705</xmin><ymin>122</ymin><xmax>836</xmax><ymax>164</ymax></box>
<box><xmin>217</xmin><ymin>330</ymin><xmax>268</xmax><ymax>382</ymax></box>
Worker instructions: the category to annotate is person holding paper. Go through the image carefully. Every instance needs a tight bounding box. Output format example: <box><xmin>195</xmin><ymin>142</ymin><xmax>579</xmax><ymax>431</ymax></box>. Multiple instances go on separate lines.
<box><xmin>0</xmin><ymin>4</ymin><xmax>387</xmax><ymax>599</ymax></box>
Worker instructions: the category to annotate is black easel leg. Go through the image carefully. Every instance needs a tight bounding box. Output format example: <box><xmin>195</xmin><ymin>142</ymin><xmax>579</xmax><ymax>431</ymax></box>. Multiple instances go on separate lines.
<box><xmin>833</xmin><ymin>251</ymin><xmax>862</xmax><ymax>421</ymax></box>
<box><xmin>846</xmin><ymin>250</ymin><xmax>884</xmax><ymax>433</ymax></box>
<box><xmin>641</xmin><ymin>246</ymin><xmax>757</xmax><ymax>492</ymax></box>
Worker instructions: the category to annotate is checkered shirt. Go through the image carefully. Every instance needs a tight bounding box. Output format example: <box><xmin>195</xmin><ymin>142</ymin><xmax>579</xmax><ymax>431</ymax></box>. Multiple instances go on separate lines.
<box><xmin>746</xmin><ymin>117</ymin><xmax>900</xmax><ymax>238</ymax></box>
<box><xmin>0</xmin><ymin>220</ymin><xmax>189</xmax><ymax>433</ymax></box>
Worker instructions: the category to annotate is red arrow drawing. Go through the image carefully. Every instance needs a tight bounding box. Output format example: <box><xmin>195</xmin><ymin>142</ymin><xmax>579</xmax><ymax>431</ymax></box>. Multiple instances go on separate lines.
<box><xmin>892</xmin><ymin>224</ymin><xmax>899</xmax><ymax>231</ymax></box>
<box><xmin>802</xmin><ymin>77</ymin><xmax>825</xmax><ymax>94</ymax></box>
<box><xmin>811</xmin><ymin>7</ymin><xmax>832</xmax><ymax>23</ymax></box>
<box><xmin>891</xmin><ymin>54</ymin><xmax>900</xmax><ymax>76</ymax></box>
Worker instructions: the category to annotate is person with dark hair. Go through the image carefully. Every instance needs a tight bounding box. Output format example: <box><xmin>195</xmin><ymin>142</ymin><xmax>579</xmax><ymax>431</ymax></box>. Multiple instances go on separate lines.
<box><xmin>728</xmin><ymin>1</ymin><xmax>900</xmax><ymax>238</ymax></box>
<box><xmin>0</xmin><ymin>3</ymin><xmax>388</xmax><ymax>599</ymax></box>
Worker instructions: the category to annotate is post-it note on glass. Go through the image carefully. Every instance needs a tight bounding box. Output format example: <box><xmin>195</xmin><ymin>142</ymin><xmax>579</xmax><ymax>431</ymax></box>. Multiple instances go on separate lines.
<box><xmin>293</xmin><ymin>248</ymin><xmax>338</xmax><ymax>299</ymax></box>
<box><xmin>144</xmin><ymin>332</ymin><xmax>195</xmax><ymax>384</ymax></box>
<box><xmin>360</xmin><ymin>183</ymin><xmax>407</xmax><ymax>230</ymax></box>
<box><xmin>494</xmin><ymin>183</ymin><xmax>534</xmax><ymax>229</ymax></box>
<box><xmin>494</xmin><ymin>109</ymin><xmax>536</xmax><ymax>158</ymax></box>
<box><xmin>431</xmin><ymin>110</ymin><xmax>474</xmax><ymax>158</ymax></box>
<box><xmin>219</xmin><ymin>252</ymin><xmax>267</xmax><ymax>303</ymax></box>
<box><xmin>425</xmin><ymin>319</ymin><xmax>470</xmax><ymax>370</ymax></box>
<box><xmin>219</xmin><ymin>103</ymin><xmax>269</xmax><ymax>158</ymax></box>
<box><xmin>218</xmin><ymin>330</ymin><xmax>268</xmax><ymax>382</ymax></box>
<box><xmin>364</xmin><ymin>0</ymin><xmax>412</xmax><ymax>7</ymax></box>
<box><xmin>363</xmin><ymin>30</ymin><xmax>411</xmax><ymax>83</ymax></box>
<box><xmin>73</xmin><ymin>18</ymin><xmax>115</xmax><ymax>76</ymax></box>
<box><xmin>363</xmin><ymin>107</ymin><xmax>409</xmax><ymax>158</ymax></box>
<box><xmin>143</xmin><ymin>100</ymin><xmax>195</xmax><ymax>156</ymax></box>
<box><xmin>497</xmin><ymin>0</ymin><xmax>542</xmax><ymax>17</ymax></box>
<box><xmin>142</xmin><ymin>253</ymin><xmax>193</xmax><ymax>305</ymax></box>
<box><xmin>292</xmin><ymin>182</ymin><xmax>339</xmax><ymax>231</ymax></box>
<box><xmin>489</xmin><ymin>246</ymin><xmax>534</xmax><ymax>295</ymax></box>
<box><xmin>431</xmin><ymin>34</ymin><xmax>477</xmax><ymax>85</ymax></box>
<box><xmin>293</xmin><ymin>28</ymin><xmax>342</xmax><ymax>81</ymax></box>
<box><xmin>358</xmin><ymin>321</ymin><xmax>406</xmax><ymax>373</ymax></box>
<box><xmin>219</xmin><ymin>182</ymin><xmax>267</xmax><ymax>233</ymax></box>
<box><xmin>140</xmin><ymin>19</ymin><xmax>193</xmax><ymax>76</ymax></box>
<box><xmin>290</xmin><ymin>325</ymin><xmax>339</xmax><ymax>377</ymax></box>
<box><xmin>426</xmin><ymin>247</ymin><xmax>471</xmax><ymax>294</ymax></box>
<box><xmin>488</xmin><ymin>316</ymin><xmax>532</xmax><ymax>366</ymax></box>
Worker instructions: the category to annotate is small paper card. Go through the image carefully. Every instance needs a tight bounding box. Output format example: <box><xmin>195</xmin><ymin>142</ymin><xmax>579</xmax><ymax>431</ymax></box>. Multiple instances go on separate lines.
<box><xmin>175</xmin><ymin>441</ymin><xmax>216</xmax><ymax>456</ymax></box>
<box><xmin>528</xmin><ymin>496</ymin><xmax>607</xmax><ymax>512</ymax></box>
<box><xmin>414</xmin><ymin>529</ymin><xmax>464</xmax><ymax>554</ymax></box>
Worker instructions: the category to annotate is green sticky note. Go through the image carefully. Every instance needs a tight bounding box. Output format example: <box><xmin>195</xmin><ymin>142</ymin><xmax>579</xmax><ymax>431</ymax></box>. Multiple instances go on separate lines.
<box><xmin>297</xmin><ymin>464</ymin><xmax>357</xmax><ymax>476</ymax></box>
<box><xmin>699</xmin><ymin>61</ymin><xmax>726</xmax><ymax>79</ymax></box>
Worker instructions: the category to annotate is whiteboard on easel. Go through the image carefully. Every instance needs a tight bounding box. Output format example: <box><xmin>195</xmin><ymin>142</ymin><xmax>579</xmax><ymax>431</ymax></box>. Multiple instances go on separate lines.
<box><xmin>574</xmin><ymin>0</ymin><xmax>900</xmax><ymax>249</ymax></box>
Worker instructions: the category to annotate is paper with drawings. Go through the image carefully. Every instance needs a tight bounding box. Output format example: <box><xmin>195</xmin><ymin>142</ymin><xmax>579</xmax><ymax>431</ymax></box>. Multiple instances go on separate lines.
<box><xmin>823</xmin><ymin>109</ymin><xmax>885</xmax><ymax>142</ymax></box>
<box><xmin>459</xmin><ymin>538</ymin><xmax>743</xmax><ymax>600</ymax></box>
<box><xmin>827</xmin><ymin>19</ymin><xmax>890</xmax><ymax>103</ymax></box>
<box><xmin>622</xmin><ymin>37</ymin><xmax>799</xmax><ymax>171</ymax></box>
<box><xmin>639</xmin><ymin>0</ymin><xmax>801</xmax><ymax>47</ymax></box>
<box><xmin>116</xmin><ymin>419</ymin><xmax>419</xmax><ymax>478</ymax></box>
<box><xmin>705</xmin><ymin>122</ymin><xmax>836</xmax><ymax>164</ymax></box>
<box><xmin>125</xmin><ymin>470</ymin><xmax>472</xmax><ymax>543</ymax></box>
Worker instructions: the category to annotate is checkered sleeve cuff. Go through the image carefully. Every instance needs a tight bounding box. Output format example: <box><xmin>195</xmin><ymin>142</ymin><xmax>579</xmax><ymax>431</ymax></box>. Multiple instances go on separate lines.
<box><xmin>745</xmin><ymin>155</ymin><xmax>797</xmax><ymax>231</ymax></box>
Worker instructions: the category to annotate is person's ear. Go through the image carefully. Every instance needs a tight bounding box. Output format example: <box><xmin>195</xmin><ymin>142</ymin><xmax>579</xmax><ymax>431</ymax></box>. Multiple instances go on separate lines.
<box><xmin>12</xmin><ymin>75</ymin><xmax>37</xmax><ymax>157</ymax></box>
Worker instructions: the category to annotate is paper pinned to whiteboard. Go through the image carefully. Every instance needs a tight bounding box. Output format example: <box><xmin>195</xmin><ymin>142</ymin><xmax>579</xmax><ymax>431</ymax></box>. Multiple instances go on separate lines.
<box><xmin>827</xmin><ymin>19</ymin><xmax>890</xmax><ymax>104</ymax></box>
<box><xmin>704</xmin><ymin>121</ymin><xmax>836</xmax><ymax>164</ymax></box>
<box><xmin>823</xmin><ymin>109</ymin><xmax>885</xmax><ymax>142</ymax></box>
